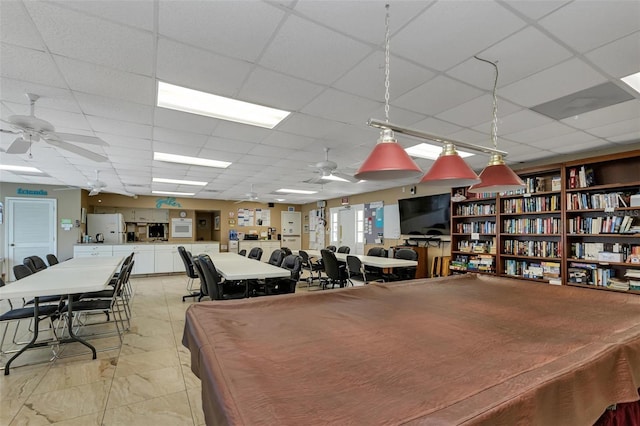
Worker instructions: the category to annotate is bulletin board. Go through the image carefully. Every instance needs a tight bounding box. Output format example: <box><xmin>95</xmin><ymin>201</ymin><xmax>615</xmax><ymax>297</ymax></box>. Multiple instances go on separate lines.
<box><xmin>364</xmin><ymin>201</ymin><xmax>384</xmax><ymax>244</ymax></box>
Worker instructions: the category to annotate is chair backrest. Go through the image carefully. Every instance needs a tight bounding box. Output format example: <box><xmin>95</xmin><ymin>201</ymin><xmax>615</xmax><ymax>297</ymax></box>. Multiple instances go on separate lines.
<box><xmin>24</xmin><ymin>256</ymin><xmax>47</xmax><ymax>273</ymax></box>
<box><xmin>337</xmin><ymin>246</ymin><xmax>350</xmax><ymax>253</ymax></box>
<box><xmin>267</xmin><ymin>249</ymin><xmax>285</xmax><ymax>266</ymax></box>
<box><xmin>280</xmin><ymin>247</ymin><xmax>292</xmax><ymax>256</ymax></box>
<box><xmin>346</xmin><ymin>255</ymin><xmax>363</xmax><ymax>277</ymax></box>
<box><xmin>247</xmin><ymin>247</ymin><xmax>263</xmax><ymax>261</ymax></box>
<box><xmin>46</xmin><ymin>254</ymin><xmax>59</xmax><ymax>266</ymax></box>
<box><xmin>280</xmin><ymin>255</ymin><xmax>302</xmax><ymax>281</ymax></box>
<box><xmin>321</xmin><ymin>249</ymin><xmax>341</xmax><ymax>280</ymax></box>
<box><xmin>13</xmin><ymin>264</ymin><xmax>33</xmax><ymax>280</ymax></box>
<box><xmin>395</xmin><ymin>248</ymin><xmax>418</xmax><ymax>261</ymax></box>
<box><xmin>326</xmin><ymin>245</ymin><xmax>337</xmax><ymax>252</ymax></box>
<box><xmin>194</xmin><ymin>255</ymin><xmax>223</xmax><ymax>300</ymax></box>
<box><xmin>367</xmin><ymin>247</ymin><xmax>387</xmax><ymax>257</ymax></box>
<box><xmin>178</xmin><ymin>246</ymin><xmax>198</xmax><ymax>279</ymax></box>
<box><xmin>238</xmin><ymin>249</ymin><xmax>247</xmax><ymax>256</ymax></box>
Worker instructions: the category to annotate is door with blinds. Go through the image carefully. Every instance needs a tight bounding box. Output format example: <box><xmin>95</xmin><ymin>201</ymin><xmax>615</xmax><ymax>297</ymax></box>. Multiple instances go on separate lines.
<box><xmin>6</xmin><ymin>197</ymin><xmax>56</xmax><ymax>281</ymax></box>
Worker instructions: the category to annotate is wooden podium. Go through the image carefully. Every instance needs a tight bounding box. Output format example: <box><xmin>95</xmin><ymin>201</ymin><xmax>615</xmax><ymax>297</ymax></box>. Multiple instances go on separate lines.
<box><xmin>394</xmin><ymin>246</ymin><xmax>429</xmax><ymax>279</ymax></box>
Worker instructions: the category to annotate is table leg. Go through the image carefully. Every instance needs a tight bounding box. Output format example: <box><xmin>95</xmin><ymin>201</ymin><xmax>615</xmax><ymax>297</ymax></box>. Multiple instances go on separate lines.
<box><xmin>4</xmin><ymin>297</ymin><xmax>41</xmax><ymax>375</ymax></box>
<box><xmin>65</xmin><ymin>295</ymin><xmax>97</xmax><ymax>360</ymax></box>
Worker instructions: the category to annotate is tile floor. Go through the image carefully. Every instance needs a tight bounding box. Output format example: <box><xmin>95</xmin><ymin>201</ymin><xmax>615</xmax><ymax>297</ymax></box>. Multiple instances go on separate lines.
<box><xmin>0</xmin><ymin>271</ymin><xmax>349</xmax><ymax>425</ymax></box>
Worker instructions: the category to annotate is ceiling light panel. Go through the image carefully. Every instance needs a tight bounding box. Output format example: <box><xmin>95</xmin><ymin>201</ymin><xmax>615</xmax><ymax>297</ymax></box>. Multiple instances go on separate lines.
<box><xmin>276</xmin><ymin>188</ymin><xmax>318</xmax><ymax>194</ymax></box>
<box><xmin>0</xmin><ymin>165</ymin><xmax>44</xmax><ymax>173</ymax></box>
<box><xmin>154</xmin><ymin>152</ymin><xmax>231</xmax><ymax>168</ymax></box>
<box><xmin>321</xmin><ymin>174</ymin><xmax>349</xmax><ymax>182</ymax></box>
<box><xmin>153</xmin><ymin>177</ymin><xmax>208</xmax><ymax>186</ymax></box>
<box><xmin>152</xmin><ymin>190</ymin><xmax>195</xmax><ymax>196</ymax></box>
<box><xmin>157</xmin><ymin>81</ymin><xmax>290</xmax><ymax>129</ymax></box>
<box><xmin>405</xmin><ymin>143</ymin><xmax>474</xmax><ymax>160</ymax></box>
<box><xmin>621</xmin><ymin>71</ymin><xmax>640</xmax><ymax>94</ymax></box>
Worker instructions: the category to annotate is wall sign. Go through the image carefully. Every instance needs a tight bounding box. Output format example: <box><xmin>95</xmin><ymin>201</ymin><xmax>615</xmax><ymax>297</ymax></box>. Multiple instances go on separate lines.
<box><xmin>17</xmin><ymin>188</ymin><xmax>48</xmax><ymax>196</ymax></box>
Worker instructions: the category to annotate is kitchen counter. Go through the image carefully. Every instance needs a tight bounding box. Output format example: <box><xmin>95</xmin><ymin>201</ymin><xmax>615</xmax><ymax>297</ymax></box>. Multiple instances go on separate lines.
<box><xmin>74</xmin><ymin>241</ymin><xmax>220</xmax><ymax>246</ymax></box>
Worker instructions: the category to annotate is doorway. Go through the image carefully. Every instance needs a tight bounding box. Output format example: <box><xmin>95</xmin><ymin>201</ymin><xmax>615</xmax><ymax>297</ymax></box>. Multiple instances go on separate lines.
<box><xmin>338</xmin><ymin>208</ymin><xmax>356</xmax><ymax>254</ymax></box>
<box><xmin>5</xmin><ymin>197</ymin><xmax>57</xmax><ymax>281</ymax></box>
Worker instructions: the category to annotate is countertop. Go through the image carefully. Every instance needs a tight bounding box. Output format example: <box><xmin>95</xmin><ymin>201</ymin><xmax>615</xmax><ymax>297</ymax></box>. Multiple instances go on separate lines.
<box><xmin>75</xmin><ymin>241</ymin><xmax>220</xmax><ymax>246</ymax></box>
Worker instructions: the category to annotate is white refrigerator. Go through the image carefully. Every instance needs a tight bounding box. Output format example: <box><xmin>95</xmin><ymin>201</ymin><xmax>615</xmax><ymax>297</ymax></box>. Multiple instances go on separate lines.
<box><xmin>87</xmin><ymin>213</ymin><xmax>126</xmax><ymax>244</ymax></box>
<box><xmin>281</xmin><ymin>211</ymin><xmax>301</xmax><ymax>250</ymax></box>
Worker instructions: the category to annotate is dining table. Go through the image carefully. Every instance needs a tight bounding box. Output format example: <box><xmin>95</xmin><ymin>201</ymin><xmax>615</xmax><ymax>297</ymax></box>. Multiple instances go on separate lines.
<box><xmin>209</xmin><ymin>252</ymin><xmax>292</xmax><ymax>281</ymax></box>
<box><xmin>299</xmin><ymin>250</ymin><xmax>418</xmax><ymax>269</ymax></box>
<box><xmin>0</xmin><ymin>256</ymin><xmax>124</xmax><ymax>375</ymax></box>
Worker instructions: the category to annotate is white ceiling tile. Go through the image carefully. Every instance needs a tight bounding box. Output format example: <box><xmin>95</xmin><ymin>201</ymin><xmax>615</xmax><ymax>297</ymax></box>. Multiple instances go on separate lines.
<box><xmin>411</xmin><ymin>117</ymin><xmax>464</xmax><ymax>136</ymax></box>
<box><xmin>586</xmin><ymin>118</ymin><xmax>640</xmax><ymax>139</ymax></box>
<box><xmin>159</xmin><ymin>1</ymin><xmax>284</xmax><ymax>62</ymax></box>
<box><xmin>610</xmin><ymin>132</ymin><xmax>640</xmax><ymax>144</ymax></box>
<box><xmin>435</xmin><ymin>95</ymin><xmax>522</xmax><ymax>128</ymax></box>
<box><xmin>107</xmin><ymin>154</ymin><xmax>152</xmax><ymax>166</ymax></box>
<box><xmin>505</xmin><ymin>121</ymin><xmax>575</xmax><ymax>144</ymax></box>
<box><xmin>260</xmin><ymin>14</ymin><xmax>372</xmax><ymax>85</ymax></box>
<box><xmin>276</xmin><ymin>113</ymin><xmax>346</xmax><ymax>139</ymax></box>
<box><xmin>205</xmin><ymin>136</ymin><xmax>259</xmax><ymax>155</ymax></box>
<box><xmin>560</xmin><ymin>100</ymin><xmax>640</xmax><ymax>130</ymax></box>
<box><xmin>447</xmin><ymin>128</ymin><xmax>493</xmax><ymax>145</ymax></box>
<box><xmin>247</xmin><ymin>144</ymin><xmax>293</xmax><ymax>159</ymax></box>
<box><xmin>447</xmin><ymin>27</ymin><xmax>573</xmax><ymax>89</ymax></box>
<box><xmin>0</xmin><ymin>44</ymin><xmax>67</xmax><ymax>88</ymax></box>
<box><xmin>474</xmin><ymin>109</ymin><xmax>553</xmax><ymax>135</ymax></box>
<box><xmin>153</xmin><ymin>108</ymin><xmax>218</xmax><ymax>136</ymax></box>
<box><xmin>239</xmin><ymin>67</ymin><xmax>324</xmax><ymax>112</ymax></box>
<box><xmin>368</xmin><ymin>105</ymin><xmax>428</xmax><ymax>128</ymax></box>
<box><xmin>585</xmin><ymin>31</ymin><xmax>640</xmax><ymax>78</ymax></box>
<box><xmin>96</xmin><ymin>133</ymin><xmax>152</xmax><ymax>151</ymax></box>
<box><xmin>235</xmin><ymin>154</ymin><xmax>279</xmax><ymax>166</ymax></box>
<box><xmin>151</xmin><ymin>141</ymin><xmax>201</xmax><ymax>158</ymax></box>
<box><xmin>0</xmin><ymin>1</ymin><xmax>45</xmax><ymax>50</ymax></box>
<box><xmin>392</xmin><ymin>1</ymin><xmax>526</xmax><ymax>71</ymax></box>
<box><xmin>546</xmin><ymin>139</ymin><xmax>616</xmax><ymax>154</ymax></box>
<box><xmin>501</xmin><ymin>1</ymin><xmax>570</xmax><ymax>21</ymax></box>
<box><xmin>51</xmin><ymin>0</ymin><xmax>155</xmax><ymax>31</ymax></box>
<box><xmin>260</xmin><ymin>132</ymin><xmax>317</xmax><ymax>150</ymax></box>
<box><xmin>24</xmin><ymin>1</ymin><xmax>154</xmax><ymax>75</ymax></box>
<box><xmin>212</xmin><ymin>121</ymin><xmax>271</xmax><ymax>144</ymax></box>
<box><xmin>156</xmin><ymin>38</ymin><xmax>253</xmax><ymax>99</ymax></box>
<box><xmin>395</xmin><ymin>75</ymin><xmax>484</xmax><ymax>116</ymax></box>
<box><xmin>86</xmin><ymin>116</ymin><xmax>152</xmax><ymax>139</ymax></box>
<box><xmin>527</xmin><ymin>131</ymin><xmax>600</xmax><ymax>150</ymax></box>
<box><xmin>103</xmin><ymin>147</ymin><xmax>151</xmax><ymax>160</ymax></box>
<box><xmin>55</xmin><ymin>56</ymin><xmax>155</xmax><ymax>105</ymax></box>
<box><xmin>75</xmin><ymin>93</ymin><xmax>153</xmax><ymax>125</ymax></box>
<box><xmin>499</xmin><ymin>58</ymin><xmax>607</xmax><ymax>107</ymax></box>
<box><xmin>301</xmin><ymin>89</ymin><xmax>380</xmax><ymax>125</ymax></box>
<box><xmin>152</xmin><ymin>127</ymin><xmax>209</xmax><ymax>148</ymax></box>
<box><xmin>539</xmin><ymin>0</ymin><xmax>640</xmax><ymax>52</ymax></box>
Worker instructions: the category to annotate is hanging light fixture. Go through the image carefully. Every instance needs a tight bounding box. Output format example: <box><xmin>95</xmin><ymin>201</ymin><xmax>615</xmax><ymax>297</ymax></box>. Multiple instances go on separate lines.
<box><xmin>467</xmin><ymin>57</ymin><xmax>525</xmax><ymax>194</ymax></box>
<box><xmin>354</xmin><ymin>4</ymin><xmax>422</xmax><ymax>181</ymax></box>
<box><xmin>419</xmin><ymin>141</ymin><xmax>480</xmax><ymax>186</ymax></box>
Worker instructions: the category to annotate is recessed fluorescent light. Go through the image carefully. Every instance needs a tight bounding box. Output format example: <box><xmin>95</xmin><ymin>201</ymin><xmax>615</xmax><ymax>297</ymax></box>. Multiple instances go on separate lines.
<box><xmin>275</xmin><ymin>188</ymin><xmax>318</xmax><ymax>195</ymax></box>
<box><xmin>152</xmin><ymin>190</ymin><xmax>195</xmax><ymax>196</ymax></box>
<box><xmin>405</xmin><ymin>143</ymin><xmax>474</xmax><ymax>160</ymax></box>
<box><xmin>321</xmin><ymin>174</ymin><xmax>349</xmax><ymax>182</ymax></box>
<box><xmin>154</xmin><ymin>152</ymin><xmax>231</xmax><ymax>169</ymax></box>
<box><xmin>153</xmin><ymin>177</ymin><xmax>207</xmax><ymax>186</ymax></box>
<box><xmin>275</xmin><ymin>198</ymin><xmax>286</xmax><ymax>202</ymax></box>
<box><xmin>621</xmin><ymin>71</ymin><xmax>640</xmax><ymax>94</ymax></box>
<box><xmin>0</xmin><ymin>165</ymin><xmax>44</xmax><ymax>173</ymax></box>
<box><xmin>157</xmin><ymin>81</ymin><xmax>290</xmax><ymax>129</ymax></box>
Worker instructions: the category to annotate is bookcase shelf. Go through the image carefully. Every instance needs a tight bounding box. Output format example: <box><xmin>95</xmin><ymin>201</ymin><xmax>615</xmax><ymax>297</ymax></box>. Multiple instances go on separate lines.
<box><xmin>449</xmin><ymin>149</ymin><xmax>640</xmax><ymax>293</ymax></box>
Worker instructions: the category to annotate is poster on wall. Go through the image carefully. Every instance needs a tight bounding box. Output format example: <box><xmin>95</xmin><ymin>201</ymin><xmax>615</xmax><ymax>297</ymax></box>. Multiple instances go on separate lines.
<box><xmin>364</xmin><ymin>201</ymin><xmax>384</xmax><ymax>244</ymax></box>
<box><xmin>255</xmin><ymin>209</ymin><xmax>271</xmax><ymax>226</ymax></box>
<box><xmin>308</xmin><ymin>208</ymin><xmax>326</xmax><ymax>250</ymax></box>
<box><xmin>237</xmin><ymin>208</ymin><xmax>255</xmax><ymax>227</ymax></box>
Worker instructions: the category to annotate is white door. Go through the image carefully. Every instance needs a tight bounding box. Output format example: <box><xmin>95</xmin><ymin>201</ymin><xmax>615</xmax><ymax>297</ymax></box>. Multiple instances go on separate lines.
<box><xmin>6</xmin><ymin>197</ymin><xmax>56</xmax><ymax>281</ymax></box>
<box><xmin>338</xmin><ymin>208</ymin><xmax>356</xmax><ymax>253</ymax></box>
<box><xmin>353</xmin><ymin>204</ymin><xmax>365</xmax><ymax>255</ymax></box>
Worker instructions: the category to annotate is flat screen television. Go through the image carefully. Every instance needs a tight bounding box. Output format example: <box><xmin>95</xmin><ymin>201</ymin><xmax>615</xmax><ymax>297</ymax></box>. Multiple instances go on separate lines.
<box><xmin>398</xmin><ymin>193</ymin><xmax>451</xmax><ymax>236</ymax></box>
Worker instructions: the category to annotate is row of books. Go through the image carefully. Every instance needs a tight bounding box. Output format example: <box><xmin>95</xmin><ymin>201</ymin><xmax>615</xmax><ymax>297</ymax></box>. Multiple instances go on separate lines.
<box><xmin>502</xmin><ymin>217</ymin><xmax>562</xmax><ymax>234</ymax></box>
<box><xmin>567</xmin><ymin>191</ymin><xmax>630</xmax><ymax>210</ymax></box>
<box><xmin>567</xmin><ymin>215</ymin><xmax>635</xmax><ymax>234</ymax></box>
<box><xmin>567</xmin><ymin>262</ymin><xmax>616</xmax><ymax>287</ymax></box>
<box><xmin>568</xmin><ymin>165</ymin><xmax>595</xmax><ymax>189</ymax></box>
<box><xmin>626</xmin><ymin>269</ymin><xmax>640</xmax><ymax>291</ymax></box>
<box><xmin>455</xmin><ymin>221</ymin><xmax>496</xmax><ymax>234</ymax></box>
<box><xmin>569</xmin><ymin>242</ymin><xmax>639</xmax><ymax>261</ymax></box>
<box><xmin>457</xmin><ymin>239</ymin><xmax>496</xmax><ymax>254</ymax></box>
<box><xmin>502</xmin><ymin>195</ymin><xmax>561</xmax><ymax>214</ymax></box>
<box><xmin>503</xmin><ymin>239</ymin><xmax>560</xmax><ymax>258</ymax></box>
<box><xmin>455</xmin><ymin>203</ymin><xmax>496</xmax><ymax>216</ymax></box>
<box><xmin>504</xmin><ymin>260</ymin><xmax>560</xmax><ymax>279</ymax></box>
<box><xmin>450</xmin><ymin>254</ymin><xmax>495</xmax><ymax>273</ymax></box>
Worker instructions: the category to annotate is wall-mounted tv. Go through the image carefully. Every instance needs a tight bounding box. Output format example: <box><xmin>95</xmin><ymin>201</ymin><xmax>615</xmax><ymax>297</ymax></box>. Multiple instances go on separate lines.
<box><xmin>398</xmin><ymin>193</ymin><xmax>451</xmax><ymax>236</ymax></box>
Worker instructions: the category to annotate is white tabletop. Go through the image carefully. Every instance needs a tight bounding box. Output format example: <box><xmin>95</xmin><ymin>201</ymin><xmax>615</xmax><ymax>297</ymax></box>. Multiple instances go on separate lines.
<box><xmin>298</xmin><ymin>250</ymin><xmax>418</xmax><ymax>268</ymax></box>
<box><xmin>209</xmin><ymin>253</ymin><xmax>290</xmax><ymax>281</ymax></box>
<box><xmin>52</xmin><ymin>256</ymin><xmax>124</xmax><ymax>269</ymax></box>
<box><xmin>0</xmin><ymin>256</ymin><xmax>124</xmax><ymax>299</ymax></box>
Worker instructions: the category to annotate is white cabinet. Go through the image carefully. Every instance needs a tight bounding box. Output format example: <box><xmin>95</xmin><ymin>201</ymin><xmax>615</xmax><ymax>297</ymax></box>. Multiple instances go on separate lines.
<box><xmin>117</xmin><ymin>208</ymin><xmax>136</xmax><ymax>222</ymax></box>
<box><xmin>114</xmin><ymin>245</ymin><xmax>154</xmax><ymax>275</ymax></box>
<box><xmin>152</xmin><ymin>209</ymin><xmax>170</xmax><ymax>223</ymax></box>
<box><xmin>238</xmin><ymin>240</ymin><xmax>280</xmax><ymax>262</ymax></box>
<box><xmin>191</xmin><ymin>242</ymin><xmax>220</xmax><ymax>256</ymax></box>
<box><xmin>134</xmin><ymin>209</ymin><xmax>153</xmax><ymax>223</ymax></box>
<box><xmin>154</xmin><ymin>244</ymin><xmax>189</xmax><ymax>273</ymax></box>
<box><xmin>74</xmin><ymin>245</ymin><xmax>113</xmax><ymax>257</ymax></box>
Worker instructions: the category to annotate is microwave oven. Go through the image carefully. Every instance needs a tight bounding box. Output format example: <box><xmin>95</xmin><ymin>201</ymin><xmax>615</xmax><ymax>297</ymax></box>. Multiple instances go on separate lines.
<box><xmin>171</xmin><ymin>218</ymin><xmax>193</xmax><ymax>238</ymax></box>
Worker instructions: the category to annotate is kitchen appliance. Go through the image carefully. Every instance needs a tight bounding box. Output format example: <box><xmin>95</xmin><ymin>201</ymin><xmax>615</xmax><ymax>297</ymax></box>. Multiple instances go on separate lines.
<box><xmin>127</xmin><ymin>231</ymin><xmax>136</xmax><ymax>242</ymax></box>
<box><xmin>171</xmin><ymin>217</ymin><xmax>193</xmax><ymax>238</ymax></box>
<box><xmin>87</xmin><ymin>213</ymin><xmax>126</xmax><ymax>244</ymax></box>
<box><xmin>95</xmin><ymin>233</ymin><xmax>104</xmax><ymax>243</ymax></box>
<box><xmin>281</xmin><ymin>211</ymin><xmax>301</xmax><ymax>250</ymax></box>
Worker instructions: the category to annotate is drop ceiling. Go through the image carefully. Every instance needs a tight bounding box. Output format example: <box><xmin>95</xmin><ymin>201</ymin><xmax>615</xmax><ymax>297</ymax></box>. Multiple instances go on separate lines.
<box><xmin>1</xmin><ymin>0</ymin><xmax>639</xmax><ymax>203</ymax></box>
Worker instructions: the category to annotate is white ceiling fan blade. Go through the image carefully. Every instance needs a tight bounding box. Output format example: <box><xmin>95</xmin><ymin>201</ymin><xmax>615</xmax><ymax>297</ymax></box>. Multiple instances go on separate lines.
<box><xmin>88</xmin><ymin>188</ymin><xmax>100</xmax><ymax>196</ymax></box>
<box><xmin>6</xmin><ymin>136</ymin><xmax>30</xmax><ymax>154</ymax></box>
<box><xmin>45</xmin><ymin>139</ymin><xmax>108</xmax><ymax>162</ymax></box>
<box><xmin>0</xmin><ymin>126</ymin><xmax>19</xmax><ymax>134</ymax></box>
<box><xmin>48</xmin><ymin>132</ymin><xmax>109</xmax><ymax>146</ymax></box>
<box><xmin>333</xmin><ymin>172</ymin><xmax>359</xmax><ymax>183</ymax></box>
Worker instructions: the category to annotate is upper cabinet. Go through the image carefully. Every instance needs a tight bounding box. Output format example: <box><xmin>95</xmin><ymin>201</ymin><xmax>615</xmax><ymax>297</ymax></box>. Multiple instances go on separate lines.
<box><xmin>92</xmin><ymin>207</ymin><xmax>170</xmax><ymax>223</ymax></box>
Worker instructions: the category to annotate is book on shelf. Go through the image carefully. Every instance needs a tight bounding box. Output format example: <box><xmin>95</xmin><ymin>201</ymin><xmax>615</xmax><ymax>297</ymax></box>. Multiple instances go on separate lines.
<box><xmin>568</xmin><ymin>168</ymin><xmax>577</xmax><ymax>189</ymax></box>
<box><xmin>551</xmin><ymin>176</ymin><xmax>561</xmax><ymax>191</ymax></box>
<box><xmin>608</xmin><ymin>277</ymin><xmax>630</xmax><ymax>291</ymax></box>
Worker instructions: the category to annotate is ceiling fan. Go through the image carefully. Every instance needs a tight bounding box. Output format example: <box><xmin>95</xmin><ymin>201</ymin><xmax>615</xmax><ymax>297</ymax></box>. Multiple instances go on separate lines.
<box><xmin>306</xmin><ymin>147</ymin><xmax>358</xmax><ymax>184</ymax></box>
<box><xmin>234</xmin><ymin>184</ymin><xmax>261</xmax><ymax>204</ymax></box>
<box><xmin>87</xmin><ymin>170</ymin><xmax>107</xmax><ymax>196</ymax></box>
<box><xmin>0</xmin><ymin>93</ymin><xmax>109</xmax><ymax>162</ymax></box>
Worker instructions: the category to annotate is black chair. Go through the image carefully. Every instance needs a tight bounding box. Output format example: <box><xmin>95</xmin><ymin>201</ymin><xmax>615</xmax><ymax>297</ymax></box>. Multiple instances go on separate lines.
<box><xmin>365</xmin><ymin>247</ymin><xmax>387</xmax><ymax>278</ymax></box>
<box><xmin>346</xmin><ymin>255</ymin><xmax>384</xmax><ymax>285</ymax></box>
<box><xmin>193</xmin><ymin>255</ymin><xmax>246</xmax><ymax>300</ymax></box>
<box><xmin>392</xmin><ymin>248</ymin><xmax>418</xmax><ymax>281</ymax></box>
<box><xmin>326</xmin><ymin>245</ymin><xmax>337</xmax><ymax>252</ymax></box>
<box><xmin>247</xmin><ymin>247</ymin><xmax>263</xmax><ymax>261</ymax></box>
<box><xmin>238</xmin><ymin>249</ymin><xmax>247</xmax><ymax>256</ymax></box>
<box><xmin>320</xmin><ymin>249</ymin><xmax>347</xmax><ymax>289</ymax></box>
<box><xmin>46</xmin><ymin>254</ymin><xmax>59</xmax><ymax>266</ymax></box>
<box><xmin>280</xmin><ymin>247</ymin><xmax>292</xmax><ymax>256</ymax></box>
<box><xmin>367</xmin><ymin>247</ymin><xmax>387</xmax><ymax>257</ymax></box>
<box><xmin>179</xmin><ymin>246</ymin><xmax>201</xmax><ymax>302</ymax></box>
<box><xmin>337</xmin><ymin>246</ymin><xmax>351</xmax><ymax>254</ymax></box>
<box><xmin>273</xmin><ymin>255</ymin><xmax>302</xmax><ymax>294</ymax></box>
<box><xmin>299</xmin><ymin>250</ymin><xmax>323</xmax><ymax>286</ymax></box>
<box><xmin>267</xmin><ymin>249</ymin><xmax>286</xmax><ymax>267</ymax></box>
<box><xmin>23</xmin><ymin>256</ymin><xmax>47</xmax><ymax>273</ymax></box>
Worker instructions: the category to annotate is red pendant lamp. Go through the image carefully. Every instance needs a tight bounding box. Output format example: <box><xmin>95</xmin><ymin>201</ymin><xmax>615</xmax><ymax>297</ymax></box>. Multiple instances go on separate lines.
<box><xmin>467</xmin><ymin>56</ymin><xmax>524</xmax><ymax>194</ymax></box>
<box><xmin>355</xmin><ymin>4</ymin><xmax>423</xmax><ymax>181</ymax></box>
<box><xmin>420</xmin><ymin>142</ymin><xmax>480</xmax><ymax>186</ymax></box>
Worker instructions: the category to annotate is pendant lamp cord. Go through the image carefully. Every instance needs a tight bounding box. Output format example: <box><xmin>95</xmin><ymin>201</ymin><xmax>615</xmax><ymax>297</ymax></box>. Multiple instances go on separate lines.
<box><xmin>474</xmin><ymin>56</ymin><xmax>499</xmax><ymax>150</ymax></box>
<box><xmin>384</xmin><ymin>4</ymin><xmax>391</xmax><ymax>123</ymax></box>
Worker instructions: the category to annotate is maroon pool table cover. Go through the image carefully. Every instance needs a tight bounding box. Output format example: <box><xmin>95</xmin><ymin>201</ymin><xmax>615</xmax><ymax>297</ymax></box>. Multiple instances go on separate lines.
<box><xmin>183</xmin><ymin>274</ymin><xmax>640</xmax><ymax>425</ymax></box>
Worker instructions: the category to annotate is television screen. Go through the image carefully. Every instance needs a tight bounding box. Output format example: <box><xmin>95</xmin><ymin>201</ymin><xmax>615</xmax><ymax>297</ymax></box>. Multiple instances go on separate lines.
<box><xmin>398</xmin><ymin>193</ymin><xmax>451</xmax><ymax>236</ymax></box>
